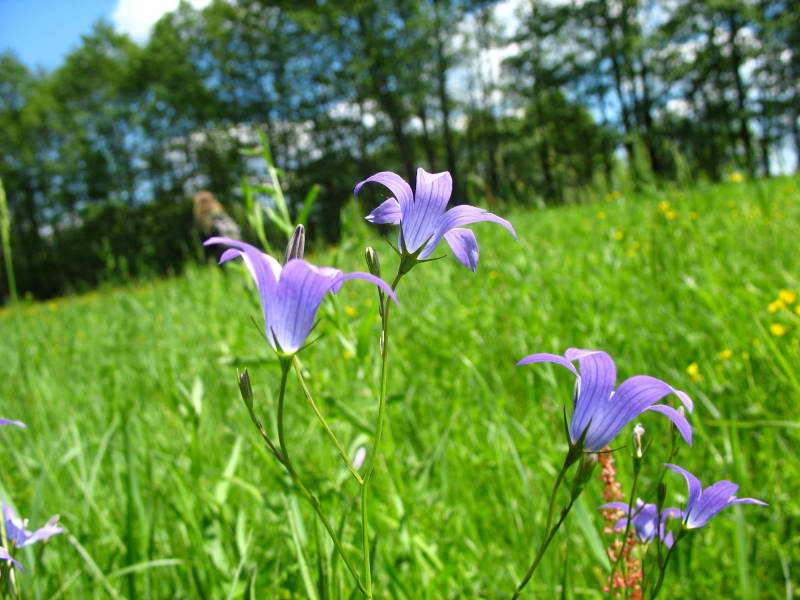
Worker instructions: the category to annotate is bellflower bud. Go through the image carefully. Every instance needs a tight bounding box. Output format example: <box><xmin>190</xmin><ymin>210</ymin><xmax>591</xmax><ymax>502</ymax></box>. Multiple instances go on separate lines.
<box><xmin>238</xmin><ymin>369</ymin><xmax>254</xmax><ymax>412</ymax></box>
<box><xmin>571</xmin><ymin>452</ymin><xmax>599</xmax><ymax>499</ymax></box>
<box><xmin>283</xmin><ymin>224</ymin><xmax>306</xmax><ymax>264</ymax></box>
<box><xmin>364</xmin><ymin>247</ymin><xmax>381</xmax><ymax>278</ymax></box>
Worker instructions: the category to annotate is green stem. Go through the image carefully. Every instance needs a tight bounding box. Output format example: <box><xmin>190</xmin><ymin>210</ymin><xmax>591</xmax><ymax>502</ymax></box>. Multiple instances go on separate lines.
<box><xmin>292</xmin><ymin>357</ymin><xmax>364</xmax><ymax>484</ymax></box>
<box><xmin>512</xmin><ymin>494</ymin><xmax>579</xmax><ymax>600</ymax></box>
<box><xmin>512</xmin><ymin>451</ymin><xmax>576</xmax><ymax>599</ymax></box>
<box><xmin>276</xmin><ymin>358</ymin><xmax>367</xmax><ymax>597</ymax></box>
<box><xmin>648</xmin><ymin>544</ymin><xmax>676</xmax><ymax>599</ymax></box>
<box><xmin>360</xmin><ymin>271</ymin><xmax>403</xmax><ymax>600</ymax></box>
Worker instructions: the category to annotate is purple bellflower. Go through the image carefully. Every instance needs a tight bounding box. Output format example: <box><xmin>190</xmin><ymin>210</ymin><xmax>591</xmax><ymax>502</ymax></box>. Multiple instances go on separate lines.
<box><xmin>4</xmin><ymin>505</ymin><xmax>64</xmax><ymax>549</ymax></box>
<box><xmin>0</xmin><ymin>419</ymin><xmax>25</xmax><ymax>428</ymax></box>
<box><xmin>516</xmin><ymin>348</ymin><xmax>693</xmax><ymax>452</ymax></box>
<box><xmin>354</xmin><ymin>168</ymin><xmax>517</xmax><ymax>271</ymax></box>
<box><xmin>600</xmin><ymin>499</ymin><xmax>683</xmax><ymax>548</ymax></box>
<box><xmin>204</xmin><ymin>237</ymin><xmax>398</xmax><ymax>355</ymax></box>
<box><xmin>665</xmin><ymin>464</ymin><xmax>767</xmax><ymax>529</ymax></box>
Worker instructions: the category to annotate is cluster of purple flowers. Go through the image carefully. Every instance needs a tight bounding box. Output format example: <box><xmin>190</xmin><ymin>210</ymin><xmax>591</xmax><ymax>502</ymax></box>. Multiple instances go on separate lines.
<box><xmin>212</xmin><ymin>165</ymin><xmax>768</xmax><ymax>598</ymax></box>
<box><xmin>206</xmin><ymin>167</ymin><xmax>514</xmax><ymax>355</ymax></box>
<box><xmin>0</xmin><ymin>420</ymin><xmax>63</xmax><ymax>573</ymax></box>
<box><xmin>519</xmin><ymin>347</ymin><xmax>766</xmax><ymax>547</ymax></box>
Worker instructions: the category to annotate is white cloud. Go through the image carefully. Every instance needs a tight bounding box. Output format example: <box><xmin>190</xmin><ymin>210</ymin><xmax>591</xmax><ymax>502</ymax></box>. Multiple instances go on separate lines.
<box><xmin>112</xmin><ymin>0</ymin><xmax>212</xmax><ymax>42</ymax></box>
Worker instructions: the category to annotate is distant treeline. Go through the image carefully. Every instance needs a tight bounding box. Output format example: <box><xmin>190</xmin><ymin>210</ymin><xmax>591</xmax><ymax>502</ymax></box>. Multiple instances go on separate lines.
<box><xmin>1</xmin><ymin>0</ymin><xmax>798</xmax><ymax>300</ymax></box>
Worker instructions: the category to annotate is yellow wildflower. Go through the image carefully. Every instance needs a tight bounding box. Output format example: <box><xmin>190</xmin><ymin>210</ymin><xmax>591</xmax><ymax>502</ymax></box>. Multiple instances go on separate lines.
<box><xmin>665</xmin><ymin>210</ymin><xmax>678</xmax><ymax>220</ymax></box>
<box><xmin>729</xmin><ymin>172</ymin><xmax>744</xmax><ymax>183</ymax></box>
<box><xmin>769</xmin><ymin>324</ymin><xmax>787</xmax><ymax>337</ymax></box>
<box><xmin>344</xmin><ymin>305</ymin><xmax>356</xmax><ymax>317</ymax></box>
<box><xmin>342</xmin><ymin>350</ymin><xmax>353</xmax><ymax>360</ymax></box>
<box><xmin>658</xmin><ymin>200</ymin><xmax>670</xmax><ymax>212</ymax></box>
<box><xmin>768</xmin><ymin>299</ymin><xmax>785</xmax><ymax>313</ymax></box>
<box><xmin>613</xmin><ymin>230</ymin><xmax>624</xmax><ymax>241</ymax></box>
<box><xmin>686</xmin><ymin>362</ymin><xmax>701</xmax><ymax>383</ymax></box>
<box><xmin>717</xmin><ymin>349</ymin><xmax>733</xmax><ymax>360</ymax></box>
<box><xmin>778</xmin><ymin>290</ymin><xmax>797</xmax><ymax>304</ymax></box>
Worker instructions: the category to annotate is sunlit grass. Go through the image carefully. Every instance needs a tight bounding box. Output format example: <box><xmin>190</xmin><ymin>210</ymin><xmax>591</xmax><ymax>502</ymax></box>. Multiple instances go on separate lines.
<box><xmin>1</xmin><ymin>176</ymin><xmax>797</xmax><ymax>598</ymax></box>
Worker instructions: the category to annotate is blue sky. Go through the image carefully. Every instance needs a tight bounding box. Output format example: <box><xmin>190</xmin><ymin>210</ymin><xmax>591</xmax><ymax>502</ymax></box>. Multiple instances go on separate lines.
<box><xmin>0</xmin><ymin>0</ymin><xmax>211</xmax><ymax>70</ymax></box>
<box><xmin>0</xmin><ymin>0</ymin><xmax>116</xmax><ymax>70</ymax></box>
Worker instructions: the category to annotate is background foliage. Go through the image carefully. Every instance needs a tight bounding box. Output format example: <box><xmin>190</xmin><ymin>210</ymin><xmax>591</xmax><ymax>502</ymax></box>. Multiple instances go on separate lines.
<box><xmin>2</xmin><ymin>0</ymin><xmax>799</xmax><ymax>300</ymax></box>
<box><xmin>0</xmin><ymin>176</ymin><xmax>796</xmax><ymax>597</ymax></box>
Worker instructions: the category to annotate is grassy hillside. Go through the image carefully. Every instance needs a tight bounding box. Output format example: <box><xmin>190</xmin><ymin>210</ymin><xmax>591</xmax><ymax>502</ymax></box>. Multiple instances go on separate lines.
<box><xmin>1</xmin><ymin>176</ymin><xmax>797</xmax><ymax>598</ymax></box>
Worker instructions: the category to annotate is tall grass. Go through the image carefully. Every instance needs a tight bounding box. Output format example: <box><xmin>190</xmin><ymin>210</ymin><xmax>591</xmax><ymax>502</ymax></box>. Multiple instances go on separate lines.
<box><xmin>0</xmin><ymin>176</ymin><xmax>797</xmax><ymax>598</ymax></box>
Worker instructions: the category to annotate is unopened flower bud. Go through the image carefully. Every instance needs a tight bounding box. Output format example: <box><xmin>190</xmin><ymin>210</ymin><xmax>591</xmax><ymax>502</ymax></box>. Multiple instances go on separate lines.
<box><xmin>283</xmin><ymin>224</ymin><xmax>305</xmax><ymax>264</ymax></box>
<box><xmin>364</xmin><ymin>247</ymin><xmax>381</xmax><ymax>278</ymax></box>
<box><xmin>657</xmin><ymin>482</ymin><xmax>667</xmax><ymax>508</ymax></box>
<box><xmin>238</xmin><ymin>369</ymin><xmax>254</xmax><ymax>412</ymax></box>
<box><xmin>633</xmin><ymin>423</ymin><xmax>645</xmax><ymax>459</ymax></box>
<box><xmin>352</xmin><ymin>446</ymin><xmax>366</xmax><ymax>470</ymax></box>
<box><xmin>571</xmin><ymin>452</ymin><xmax>599</xmax><ymax>498</ymax></box>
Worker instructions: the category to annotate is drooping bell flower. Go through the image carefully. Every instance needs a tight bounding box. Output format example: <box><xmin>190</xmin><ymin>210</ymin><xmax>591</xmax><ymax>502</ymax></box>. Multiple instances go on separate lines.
<box><xmin>204</xmin><ymin>237</ymin><xmax>398</xmax><ymax>355</ymax></box>
<box><xmin>517</xmin><ymin>348</ymin><xmax>693</xmax><ymax>452</ymax></box>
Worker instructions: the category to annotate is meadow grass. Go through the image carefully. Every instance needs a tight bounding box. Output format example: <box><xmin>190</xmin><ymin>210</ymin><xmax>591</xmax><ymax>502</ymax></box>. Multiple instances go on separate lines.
<box><xmin>1</xmin><ymin>176</ymin><xmax>797</xmax><ymax>598</ymax></box>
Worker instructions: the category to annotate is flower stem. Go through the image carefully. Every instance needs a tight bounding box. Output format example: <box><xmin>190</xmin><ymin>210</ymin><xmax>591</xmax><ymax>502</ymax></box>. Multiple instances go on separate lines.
<box><xmin>276</xmin><ymin>358</ymin><xmax>367</xmax><ymax>596</ymax></box>
<box><xmin>648</xmin><ymin>544</ymin><xmax>676</xmax><ymax>599</ymax></box>
<box><xmin>512</xmin><ymin>450</ymin><xmax>579</xmax><ymax>599</ymax></box>
<box><xmin>360</xmin><ymin>271</ymin><xmax>403</xmax><ymax>600</ymax></box>
<box><xmin>292</xmin><ymin>356</ymin><xmax>364</xmax><ymax>484</ymax></box>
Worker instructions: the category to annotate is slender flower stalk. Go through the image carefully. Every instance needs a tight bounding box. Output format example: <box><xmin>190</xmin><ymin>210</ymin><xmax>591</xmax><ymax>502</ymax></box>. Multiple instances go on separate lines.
<box><xmin>360</xmin><ymin>266</ymin><xmax>403</xmax><ymax>599</ymax></box>
<box><xmin>272</xmin><ymin>357</ymin><xmax>368</xmax><ymax>596</ymax></box>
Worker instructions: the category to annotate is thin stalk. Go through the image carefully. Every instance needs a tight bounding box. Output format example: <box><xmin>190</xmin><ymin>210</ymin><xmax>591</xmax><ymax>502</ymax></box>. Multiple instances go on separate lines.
<box><xmin>512</xmin><ymin>494</ymin><xmax>579</xmax><ymax>600</ymax></box>
<box><xmin>276</xmin><ymin>359</ymin><xmax>367</xmax><ymax>597</ymax></box>
<box><xmin>360</xmin><ymin>271</ymin><xmax>403</xmax><ymax>600</ymax></box>
<box><xmin>292</xmin><ymin>357</ymin><xmax>364</xmax><ymax>484</ymax></box>
<box><xmin>648</xmin><ymin>544</ymin><xmax>676</xmax><ymax>599</ymax></box>
<box><xmin>512</xmin><ymin>451</ymin><xmax>575</xmax><ymax>599</ymax></box>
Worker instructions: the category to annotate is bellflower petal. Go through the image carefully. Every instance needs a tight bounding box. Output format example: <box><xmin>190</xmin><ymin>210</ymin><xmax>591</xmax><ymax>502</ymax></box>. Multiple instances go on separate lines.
<box><xmin>0</xmin><ymin>418</ymin><xmax>25</xmax><ymax>428</ymax></box>
<box><xmin>0</xmin><ymin>547</ymin><xmax>22</xmax><ymax>571</ymax></box>
<box><xmin>434</xmin><ymin>204</ymin><xmax>517</xmax><ymax>241</ymax></box>
<box><xmin>644</xmin><ymin>404</ymin><xmax>692</xmax><ymax>446</ymax></box>
<box><xmin>599</xmin><ymin>499</ymin><xmax>680</xmax><ymax>546</ymax></box>
<box><xmin>402</xmin><ymin>169</ymin><xmax>452</xmax><ymax>252</ymax></box>
<box><xmin>666</xmin><ymin>464</ymin><xmax>768</xmax><ymax>529</ymax></box>
<box><xmin>443</xmin><ymin>228</ymin><xmax>479</xmax><ymax>271</ymax></box>
<box><xmin>565</xmin><ymin>350</ymin><xmax>616</xmax><ymax>444</ymax></box>
<box><xmin>518</xmin><ymin>349</ymin><xmax>692</xmax><ymax>452</ymax></box>
<box><xmin>365</xmin><ymin>198</ymin><xmax>402</xmax><ymax>225</ymax></box>
<box><xmin>336</xmin><ymin>271</ymin><xmax>399</xmax><ymax>305</ymax></box>
<box><xmin>354</xmin><ymin>171</ymin><xmax>414</xmax><ymax>215</ymax></box>
<box><xmin>207</xmin><ymin>238</ymin><xmax>397</xmax><ymax>355</ymax></box>
<box><xmin>357</xmin><ymin>167</ymin><xmax>515</xmax><ymax>270</ymax></box>
<box><xmin>3</xmin><ymin>505</ymin><xmax>63</xmax><ymax>549</ymax></box>
<box><xmin>587</xmin><ymin>375</ymin><xmax>693</xmax><ymax>450</ymax></box>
